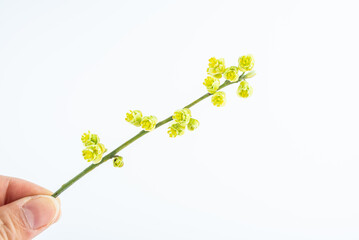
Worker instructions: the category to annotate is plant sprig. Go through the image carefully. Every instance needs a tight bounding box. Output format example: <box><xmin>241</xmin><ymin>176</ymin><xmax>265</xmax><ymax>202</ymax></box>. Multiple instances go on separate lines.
<box><xmin>52</xmin><ymin>55</ymin><xmax>256</xmax><ymax>198</ymax></box>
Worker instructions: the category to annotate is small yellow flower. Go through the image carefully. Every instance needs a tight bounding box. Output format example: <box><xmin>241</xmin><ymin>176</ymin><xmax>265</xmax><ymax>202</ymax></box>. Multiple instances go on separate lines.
<box><xmin>208</xmin><ymin>57</ymin><xmax>219</xmax><ymax>68</ymax></box>
<box><xmin>82</xmin><ymin>144</ymin><xmax>103</xmax><ymax>164</ymax></box>
<box><xmin>113</xmin><ymin>156</ymin><xmax>124</xmax><ymax>168</ymax></box>
<box><xmin>238</xmin><ymin>55</ymin><xmax>255</xmax><ymax>72</ymax></box>
<box><xmin>81</xmin><ymin>131</ymin><xmax>106</xmax><ymax>164</ymax></box>
<box><xmin>207</xmin><ymin>57</ymin><xmax>225</xmax><ymax>77</ymax></box>
<box><xmin>172</xmin><ymin>108</ymin><xmax>191</xmax><ymax>124</ymax></box>
<box><xmin>141</xmin><ymin>115</ymin><xmax>158</xmax><ymax>131</ymax></box>
<box><xmin>167</xmin><ymin>122</ymin><xmax>186</xmax><ymax>138</ymax></box>
<box><xmin>187</xmin><ymin>118</ymin><xmax>200</xmax><ymax>131</ymax></box>
<box><xmin>224</xmin><ymin>66</ymin><xmax>239</xmax><ymax>82</ymax></box>
<box><xmin>81</xmin><ymin>131</ymin><xmax>100</xmax><ymax>146</ymax></box>
<box><xmin>211</xmin><ymin>91</ymin><xmax>226</xmax><ymax>107</ymax></box>
<box><xmin>237</xmin><ymin>80</ymin><xmax>253</xmax><ymax>98</ymax></box>
<box><xmin>203</xmin><ymin>76</ymin><xmax>220</xmax><ymax>94</ymax></box>
<box><xmin>125</xmin><ymin>110</ymin><xmax>143</xmax><ymax>127</ymax></box>
<box><xmin>244</xmin><ymin>71</ymin><xmax>256</xmax><ymax>79</ymax></box>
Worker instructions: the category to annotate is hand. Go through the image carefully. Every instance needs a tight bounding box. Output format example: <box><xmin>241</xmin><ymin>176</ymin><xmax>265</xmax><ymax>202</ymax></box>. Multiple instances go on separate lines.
<box><xmin>0</xmin><ymin>175</ymin><xmax>61</xmax><ymax>240</ymax></box>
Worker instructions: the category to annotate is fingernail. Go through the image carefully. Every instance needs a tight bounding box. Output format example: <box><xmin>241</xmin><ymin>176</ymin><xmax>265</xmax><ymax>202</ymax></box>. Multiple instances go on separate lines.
<box><xmin>22</xmin><ymin>195</ymin><xmax>60</xmax><ymax>230</ymax></box>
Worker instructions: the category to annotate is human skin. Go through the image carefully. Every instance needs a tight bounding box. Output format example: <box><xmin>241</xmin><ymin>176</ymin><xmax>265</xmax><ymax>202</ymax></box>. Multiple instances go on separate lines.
<box><xmin>0</xmin><ymin>175</ymin><xmax>61</xmax><ymax>240</ymax></box>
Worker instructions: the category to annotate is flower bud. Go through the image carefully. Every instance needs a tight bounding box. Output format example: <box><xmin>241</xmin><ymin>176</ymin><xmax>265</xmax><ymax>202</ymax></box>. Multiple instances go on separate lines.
<box><xmin>211</xmin><ymin>91</ymin><xmax>226</xmax><ymax>107</ymax></box>
<box><xmin>237</xmin><ymin>80</ymin><xmax>253</xmax><ymax>98</ymax></box>
<box><xmin>224</xmin><ymin>66</ymin><xmax>239</xmax><ymax>82</ymax></box>
<box><xmin>238</xmin><ymin>55</ymin><xmax>255</xmax><ymax>72</ymax></box>
<box><xmin>244</xmin><ymin>71</ymin><xmax>256</xmax><ymax>79</ymax></box>
<box><xmin>113</xmin><ymin>156</ymin><xmax>124</xmax><ymax>168</ymax></box>
<box><xmin>207</xmin><ymin>57</ymin><xmax>226</xmax><ymax>77</ymax></box>
<box><xmin>125</xmin><ymin>110</ymin><xmax>143</xmax><ymax>127</ymax></box>
<box><xmin>172</xmin><ymin>108</ymin><xmax>191</xmax><ymax>124</ymax></box>
<box><xmin>203</xmin><ymin>76</ymin><xmax>220</xmax><ymax>94</ymax></box>
<box><xmin>187</xmin><ymin>118</ymin><xmax>200</xmax><ymax>131</ymax></box>
<box><xmin>167</xmin><ymin>122</ymin><xmax>186</xmax><ymax>138</ymax></box>
<box><xmin>82</xmin><ymin>144</ymin><xmax>103</xmax><ymax>164</ymax></box>
<box><xmin>141</xmin><ymin>115</ymin><xmax>158</xmax><ymax>131</ymax></box>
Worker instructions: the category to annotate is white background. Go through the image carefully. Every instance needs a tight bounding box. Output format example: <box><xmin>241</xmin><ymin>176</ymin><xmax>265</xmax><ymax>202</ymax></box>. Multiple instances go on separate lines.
<box><xmin>1</xmin><ymin>0</ymin><xmax>358</xmax><ymax>239</ymax></box>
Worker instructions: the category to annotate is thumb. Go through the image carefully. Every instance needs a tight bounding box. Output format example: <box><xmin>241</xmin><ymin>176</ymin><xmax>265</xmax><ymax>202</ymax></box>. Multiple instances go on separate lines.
<box><xmin>0</xmin><ymin>195</ymin><xmax>60</xmax><ymax>240</ymax></box>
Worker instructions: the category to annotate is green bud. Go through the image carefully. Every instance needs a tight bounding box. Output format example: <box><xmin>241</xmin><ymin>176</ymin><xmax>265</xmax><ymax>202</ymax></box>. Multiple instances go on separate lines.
<box><xmin>113</xmin><ymin>156</ymin><xmax>124</xmax><ymax>168</ymax></box>
<box><xmin>187</xmin><ymin>118</ymin><xmax>199</xmax><ymax>131</ymax></box>
<box><xmin>244</xmin><ymin>71</ymin><xmax>256</xmax><ymax>79</ymax></box>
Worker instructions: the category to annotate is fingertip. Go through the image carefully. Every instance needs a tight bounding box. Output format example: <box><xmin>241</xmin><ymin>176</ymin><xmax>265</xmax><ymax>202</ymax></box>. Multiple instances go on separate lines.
<box><xmin>21</xmin><ymin>195</ymin><xmax>61</xmax><ymax>230</ymax></box>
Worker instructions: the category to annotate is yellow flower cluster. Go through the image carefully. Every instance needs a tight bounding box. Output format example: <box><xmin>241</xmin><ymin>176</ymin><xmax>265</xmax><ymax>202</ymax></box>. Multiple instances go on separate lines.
<box><xmin>121</xmin><ymin>56</ymin><xmax>255</xmax><ymax>142</ymax></box>
<box><xmin>125</xmin><ymin>110</ymin><xmax>158</xmax><ymax>131</ymax></box>
<box><xmin>75</xmin><ymin>55</ymin><xmax>256</xmax><ymax>178</ymax></box>
<box><xmin>203</xmin><ymin>55</ymin><xmax>255</xmax><ymax>106</ymax></box>
<box><xmin>81</xmin><ymin>131</ymin><xmax>107</xmax><ymax>164</ymax></box>
<box><xmin>168</xmin><ymin>108</ymin><xmax>199</xmax><ymax>137</ymax></box>
<box><xmin>113</xmin><ymin>156</ymin><xmax>124</xmax><ymax>168</ymax></box>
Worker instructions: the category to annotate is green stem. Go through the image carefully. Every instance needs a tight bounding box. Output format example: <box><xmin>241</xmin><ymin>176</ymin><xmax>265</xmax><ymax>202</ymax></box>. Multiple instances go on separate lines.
<box><xmin>51</xmin><ymin>74</ymin><xmax>244</xmax><ymax>198</ymax></box>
